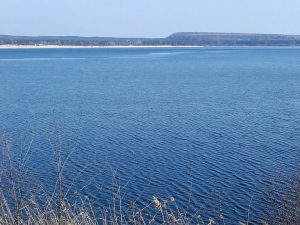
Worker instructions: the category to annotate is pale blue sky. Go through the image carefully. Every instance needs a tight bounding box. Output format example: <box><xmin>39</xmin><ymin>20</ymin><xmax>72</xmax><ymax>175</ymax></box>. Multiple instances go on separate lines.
<box><xmin>1</xmin><ymin>0</ymin><xmax>300</xmax><ymax>37</ymax></box>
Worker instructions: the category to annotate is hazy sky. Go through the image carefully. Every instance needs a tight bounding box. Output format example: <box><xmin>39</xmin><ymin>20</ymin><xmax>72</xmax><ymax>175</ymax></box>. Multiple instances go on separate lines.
<box><xmin>1</xmin><ymin>0</ymin><xmax>300</xmax><ymax>37</ymax></box>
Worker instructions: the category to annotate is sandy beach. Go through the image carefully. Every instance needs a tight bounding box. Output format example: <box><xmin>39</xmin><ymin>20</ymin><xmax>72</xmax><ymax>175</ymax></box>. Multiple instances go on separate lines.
<box><xmin>0</xmin><ymin>45</ymin><xmax>204</xmax><ymax>49</ymax></box>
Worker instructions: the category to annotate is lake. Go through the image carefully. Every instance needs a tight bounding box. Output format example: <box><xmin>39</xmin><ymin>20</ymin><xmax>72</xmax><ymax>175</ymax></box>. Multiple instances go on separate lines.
<box><xmin>0</xmin><ymin>47</ymin><xmax>300</xmax><ymax>223</ymax></box>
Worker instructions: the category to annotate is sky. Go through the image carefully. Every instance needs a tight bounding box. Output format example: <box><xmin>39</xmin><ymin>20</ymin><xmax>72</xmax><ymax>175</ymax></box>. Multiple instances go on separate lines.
<box><xmin>1</xmin><ymin>0</ymin><xmax>300</xmax><ymax>37</ymax></box>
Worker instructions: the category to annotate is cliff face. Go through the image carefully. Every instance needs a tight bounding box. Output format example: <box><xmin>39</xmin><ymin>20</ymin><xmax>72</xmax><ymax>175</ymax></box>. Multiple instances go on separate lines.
<box><xmin>1</xmin><ymin>32</ymin><xmax>300</xmax><ymax>46</ymax></box>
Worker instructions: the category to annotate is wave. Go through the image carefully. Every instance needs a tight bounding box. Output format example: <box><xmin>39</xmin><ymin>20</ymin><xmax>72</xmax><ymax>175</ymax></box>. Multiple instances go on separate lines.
<box><xmin>113</xmin><ymin>51</ymin><xmax>189</xmax><ymax>59</ymax></box>
<box><xmin>148</xmin><ymin>51</ymin><xmax>189</xmax><ymax>56</ymax></box>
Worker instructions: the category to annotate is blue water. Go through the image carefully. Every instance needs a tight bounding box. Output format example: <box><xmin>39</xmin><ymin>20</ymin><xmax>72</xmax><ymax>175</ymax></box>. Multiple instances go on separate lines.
<box><xmin>1</xmin><ymin>47</ymin><xmax>300</xmax><ymax>223</ymax></box>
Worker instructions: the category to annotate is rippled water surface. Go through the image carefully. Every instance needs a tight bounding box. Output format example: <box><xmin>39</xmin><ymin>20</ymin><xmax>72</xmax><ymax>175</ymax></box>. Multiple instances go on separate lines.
<box><xmin>1</xmin><ymin>48</ymin><xmax>300</xmax><ymax>222</ymax></box>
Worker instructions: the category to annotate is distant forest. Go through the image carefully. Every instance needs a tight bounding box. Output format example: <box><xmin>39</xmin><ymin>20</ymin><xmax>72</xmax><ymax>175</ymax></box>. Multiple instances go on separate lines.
<box><xmin>1</xmin><ymin>32</ymin><xmax>300</xmax><ymax>46</ymax></box>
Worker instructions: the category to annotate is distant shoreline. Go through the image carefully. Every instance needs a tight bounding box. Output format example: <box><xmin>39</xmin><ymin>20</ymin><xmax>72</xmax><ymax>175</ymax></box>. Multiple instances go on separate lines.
<box><xmin>2</xmin><ymin>32</ymin><xmax>300</xmax><ymax>47</ymax></box>
<box><xmin>1</xmin><ymin>45</ymin><xmax>300</xmax><ymax>49</ymax></box>
<box><xmin>0</xmin><ymin>45</ymin><xmax>204</xmax><ymax>49</ymax></box>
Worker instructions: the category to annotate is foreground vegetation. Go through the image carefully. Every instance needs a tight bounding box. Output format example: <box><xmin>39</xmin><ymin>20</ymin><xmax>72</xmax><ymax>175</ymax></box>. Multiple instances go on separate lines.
<box><xmin>1</xmin><ymin>134</ymin><xmax>299</xmax><ymax>225</ymax></box>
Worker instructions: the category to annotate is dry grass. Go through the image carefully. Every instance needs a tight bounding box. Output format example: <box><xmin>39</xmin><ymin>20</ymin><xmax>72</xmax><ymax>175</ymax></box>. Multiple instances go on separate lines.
<box><xmin>0</xmin><ymin>133</ymin><xmax>212</xmax><ymax>225</ymax></box>
<box><xmin>1</xmin><ymin>133</ymin><xmax>299</xmax><ymax>225</ymax></box>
